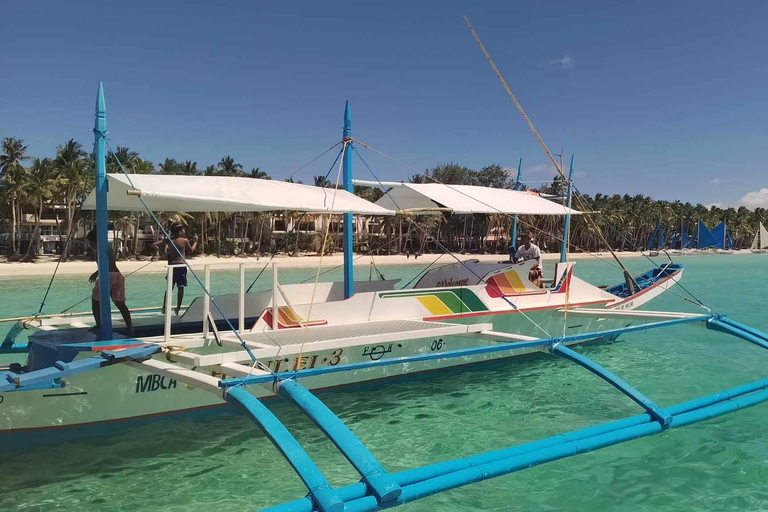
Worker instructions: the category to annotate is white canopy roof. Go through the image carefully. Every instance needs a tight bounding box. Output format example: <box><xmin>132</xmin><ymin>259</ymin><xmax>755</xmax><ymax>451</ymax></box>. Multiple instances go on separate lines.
<box><xmin>82</xmin><ymin>174</ymin><xmax>394</xmax><ymax>215</ymax></box>
<box><xmin>373</xmin><ymin>183</ymin><xmax>580</xmax><ymax>215</ymax></box>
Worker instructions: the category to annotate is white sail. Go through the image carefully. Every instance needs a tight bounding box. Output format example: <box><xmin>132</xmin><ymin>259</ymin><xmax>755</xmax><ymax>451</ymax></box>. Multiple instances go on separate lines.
<box><xmin>761</xmin><ymin>222</ymin><xmax>768</xmax><ymax>249</ymax></box>
<box><xmin>751</xmin><ymin>229</ymin><xmax>760</xmax><ymax>249</ymax></box>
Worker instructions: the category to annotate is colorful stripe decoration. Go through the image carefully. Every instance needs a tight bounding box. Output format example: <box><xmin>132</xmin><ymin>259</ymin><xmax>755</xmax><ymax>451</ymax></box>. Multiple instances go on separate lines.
<box><xmin>485</xmin><ymin>266</ymin><xmax>573</xmax><ymax>298</ymax></box>
<box><xmin>379</xmin><ymin>289</ymin><xmax>489</xmax><ymax>316</ymax></box>
<box><xmin>262</xmin><ymin>307</ymin><xmax>328</xmax><ymax>329</ymax></box>
<box><xmin>485</xmin><ymin>269</ymin><xmax>536</xmax><ymax>298</ymax></box>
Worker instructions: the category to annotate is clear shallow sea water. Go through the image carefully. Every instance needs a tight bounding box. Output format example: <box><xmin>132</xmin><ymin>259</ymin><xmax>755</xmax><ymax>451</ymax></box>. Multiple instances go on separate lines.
<box><xmin>1</xmin><ymin>254</ymin><xmax>768</xmax><ymax>511</ymax></box>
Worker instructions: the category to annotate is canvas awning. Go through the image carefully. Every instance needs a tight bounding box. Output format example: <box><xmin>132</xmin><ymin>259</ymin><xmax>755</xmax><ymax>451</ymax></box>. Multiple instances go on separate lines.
<box><xmin>372</xmin><ymin>183</ymin><xmax>580</xmax><ymax>215</ymax></box>
<box><xmin>82</xmin><ymin>174</ymin><xmax>394</xmax><ymax>215</ymax></box>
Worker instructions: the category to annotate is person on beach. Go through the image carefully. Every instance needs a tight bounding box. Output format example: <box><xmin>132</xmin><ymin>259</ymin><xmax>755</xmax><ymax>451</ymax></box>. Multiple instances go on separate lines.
<box><xmin>153</xmin><ymin>226</ymin><xmax>198</xmax><ymax>315</ymax></box>
<box><xmin>515</xmin><ymin>232</ymin><xmax>543</xmax><ymax>283</ymax></box>
<box><xmin>86</xmin><ymin>230</ymin><xmax>134</xmax><ymax>337</ymax></box>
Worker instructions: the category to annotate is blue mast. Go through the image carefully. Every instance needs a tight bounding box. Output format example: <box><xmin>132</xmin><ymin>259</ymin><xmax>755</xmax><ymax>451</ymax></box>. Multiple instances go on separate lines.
<box><xmin>93</xmin><ymin>82</ymin><xmax>112</xmax><ymax>338</ymax></box>
<box><xmin>509</xmin><ymin>158</ymin><xmax>522</xmax><ymax>261</ymax></box>
<box><xmin>342</xmin><ymin>101</ymin><xmax>354</xmax><ymax>299</ymax></box>
<box><xmin>560</xmin><ymin>155</ymin><xmax>575</xmax><ymax>263</ymax></box>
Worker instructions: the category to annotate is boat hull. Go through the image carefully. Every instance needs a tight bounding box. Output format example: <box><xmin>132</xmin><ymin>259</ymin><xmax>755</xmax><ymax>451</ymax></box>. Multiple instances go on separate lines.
<box><xmin>0</xmin><ymin>307</ymin><xmax>639</xmax><ymax>445</ymax></box>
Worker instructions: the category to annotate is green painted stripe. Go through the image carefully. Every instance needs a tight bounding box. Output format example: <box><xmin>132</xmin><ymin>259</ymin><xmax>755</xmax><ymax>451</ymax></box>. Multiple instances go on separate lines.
<box><xmin>454</xmin><ymin>288</ymin><xmax>489</xmax><ymax>312</ymax></box>
<box><xmin>379</xmin><ymin>288</ymin><xmax>488</xmax><ymax>313</ymax></box>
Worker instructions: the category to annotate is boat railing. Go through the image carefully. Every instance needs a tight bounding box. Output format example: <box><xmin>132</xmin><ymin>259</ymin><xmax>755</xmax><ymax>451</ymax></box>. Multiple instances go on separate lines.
<box><xmin>163</xmin><ymin>261</ymin><xmax>284</xmax><ymax>343</ymax></box>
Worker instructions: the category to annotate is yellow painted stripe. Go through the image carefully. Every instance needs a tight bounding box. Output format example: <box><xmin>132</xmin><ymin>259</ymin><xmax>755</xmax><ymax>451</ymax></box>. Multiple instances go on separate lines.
<box><xmin>505</xmin><ymin>271</ymin><xmax>528</xmax><ymax>292</ymax></box>
<box><xmin>417</xmin><ymin>296</ymin><xmax>453</xmax><ymax>316</ymax></box>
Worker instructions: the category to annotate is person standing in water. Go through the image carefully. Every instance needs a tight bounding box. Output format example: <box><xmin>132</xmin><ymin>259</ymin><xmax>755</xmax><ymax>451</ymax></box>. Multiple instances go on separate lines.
<box><xmin>154</xmin><ymin>225</ymin><xmax>198</xmax><ymax>315</ymax></box>
<box><xmin>87</xmin><ymin>230</ymin><xmax>134</xmax><ymax>337</ymax></box>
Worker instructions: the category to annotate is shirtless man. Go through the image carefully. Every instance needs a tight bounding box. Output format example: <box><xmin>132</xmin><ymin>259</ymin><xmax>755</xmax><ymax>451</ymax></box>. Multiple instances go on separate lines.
<box><xmin>154</xmin><ymin>226</ymin><xmax>198</xmax><ymax>315</ymax></box>
<box><xmin>86</xmin><ymin>230</ymin><xmax>134</xmax><ymax>337</ymax></box>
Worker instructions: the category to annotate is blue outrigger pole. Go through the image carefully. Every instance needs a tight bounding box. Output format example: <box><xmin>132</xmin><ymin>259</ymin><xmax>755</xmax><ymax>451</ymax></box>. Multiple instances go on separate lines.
<box><xmin>94</xmin><ymin>82</ymin><xmax>113</xmax><ymax>339</ymax></box>
<box><xmin>560</xmin><ymin>154</ymin><xmax>575</xmax><ymax>263</ymax></box>
<box><xmin>342</xmin><ymin>101</ymin><xmax>354</xmax><ymax>299</ymax></box>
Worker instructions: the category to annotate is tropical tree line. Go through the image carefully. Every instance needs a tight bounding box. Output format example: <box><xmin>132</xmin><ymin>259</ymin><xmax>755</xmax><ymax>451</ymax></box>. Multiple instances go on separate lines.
<box><xmin>405</xmin><ymin>163</ymin><xmax>768</xmax><ymax>254</ymax></box>
<box><xmin>2</xmin><ymin>138</ymin><xmax>766</xmax><ymax>262</ymax></box>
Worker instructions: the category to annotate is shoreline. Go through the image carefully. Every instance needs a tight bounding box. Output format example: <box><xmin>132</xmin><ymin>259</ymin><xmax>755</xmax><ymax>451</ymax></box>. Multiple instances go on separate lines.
<box><xmin>0</xmin><ymin>251</ymin><xmax>661</xmax><ymax>278</ymax></box>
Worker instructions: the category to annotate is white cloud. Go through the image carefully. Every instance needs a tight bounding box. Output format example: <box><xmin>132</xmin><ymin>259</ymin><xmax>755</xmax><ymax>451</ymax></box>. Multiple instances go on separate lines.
<box><xmin>736</xmin><ymin>188</ymin><xmax>768</xmax><ymax>209</ymax></box>
<box><xmin>710</xmin><ymin>178</ymin><xmax>722</xmax><ymax>185</ymax></box>
<box><xmin>549</xmin><ymin>55</ymin><xmax>574</xmax><ymax>70</ymax></box>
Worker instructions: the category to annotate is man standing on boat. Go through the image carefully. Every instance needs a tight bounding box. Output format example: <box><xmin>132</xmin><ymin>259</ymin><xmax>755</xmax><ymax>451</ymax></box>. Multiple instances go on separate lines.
<box><xmin>86</xmin><ymin>230</ymin><xmax>134</xmax><ymax>337</ymax></box>
<box><xmin>516</xmin><ymin>232</ymin><xmax>543</xmax><ymax>282</ymax></box>
<box><xmin>154</xmin><ymin>226</ymin><xmax>198</xmax><ymax>315</ymax></box>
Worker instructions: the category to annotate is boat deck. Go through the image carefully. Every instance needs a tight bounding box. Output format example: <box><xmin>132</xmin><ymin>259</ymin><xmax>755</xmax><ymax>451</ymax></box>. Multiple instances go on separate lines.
<box><xmin>222</xmin><ymin>319</ymin><xmax>490</xmax><ymax>350</ymax></box>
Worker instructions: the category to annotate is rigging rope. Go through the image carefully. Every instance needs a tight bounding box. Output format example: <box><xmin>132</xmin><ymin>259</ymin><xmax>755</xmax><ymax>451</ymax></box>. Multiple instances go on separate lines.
<box><xmin>295</xmin><ymin>141</ymin><xmax>349</xmax><ymax>366</ymax></box>
<box><xmin>103</xmin><ymin>138</ymin><xmax>264</xmax><ymax>367</ymax></box>
<box><xmin>352</xmin><ymin>145</ymin><xmax>554</xmax><ymax>338</ymax></box>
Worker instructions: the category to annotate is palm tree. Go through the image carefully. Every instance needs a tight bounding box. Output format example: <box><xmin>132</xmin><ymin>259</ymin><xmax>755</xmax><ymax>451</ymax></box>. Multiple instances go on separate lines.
<box><xmin>203</xmin><ymin>165</ymin><xmax>217</xmax><ymax>176</ymax></box>
<box><xmin>179</xmin><ymin>160</ymin><xmax>198</xmax><ymax>175</ymax></box>
<box><xmin>217</xmin><ymin>156</ymin><xmax>243</xmax><ymax>176</ymax></box>
<box><xmin>107</xmin><ymin>146</ymin><xmax>139</xmax><ymax>173</ymax></box>
<box><xmin>249</xmin><ymin>167</ymin><xmax>270</xmax><ymax>179</ymax></box>
<box><xmin>55</xmin><ymin>139</ymin><xmax>89</xmax><ymax>260</ymax></box>
<box><xmin>23</xmin><ymin>158</ymin><xmax>58</xmax><ymax>260</ymax></box>
<box><xmin>159</xmin><ymin>158</ymin><xmax>181</xmax><ymax>175</ymax></box>
<box><xmin>0</xmin><ymin>137</ymin><xmax>31</xmax><ymax>255</ymax></box>
<box><xmin>131</xmin><ymin>158</ymin><xmax>155</xmax><ymax>174</ymax></box>
<box><xmin>313</xmin><ymin>175</ymin><xmax>332</xmax><ymax>188</ymax></box>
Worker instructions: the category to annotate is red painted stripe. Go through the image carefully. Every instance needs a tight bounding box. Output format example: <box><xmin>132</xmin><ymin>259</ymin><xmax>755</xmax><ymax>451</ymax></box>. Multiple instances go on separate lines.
<box><xmin>423</xmin><ymin>299</ymin><xmax>613</xmax><ymax>321</ymax></box>
<box><xmin>607</xmin><ymin>270</ymin><xmax>681</xmax><ymax>308</ymax></box>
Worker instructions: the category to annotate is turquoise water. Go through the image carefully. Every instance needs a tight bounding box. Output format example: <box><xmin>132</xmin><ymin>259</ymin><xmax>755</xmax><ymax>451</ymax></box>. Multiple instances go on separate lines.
<box><xmin>2</xmin><ymin>255</ymin><xmax>768</xmax><ymax>511</ymax></box>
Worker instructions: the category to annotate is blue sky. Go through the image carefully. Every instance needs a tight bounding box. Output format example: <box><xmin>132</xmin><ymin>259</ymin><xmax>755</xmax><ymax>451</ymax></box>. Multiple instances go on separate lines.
<box><xmin>2</xmin><ymin>1</ymin><xmax>767</xmax><ymax>207</ymax></box>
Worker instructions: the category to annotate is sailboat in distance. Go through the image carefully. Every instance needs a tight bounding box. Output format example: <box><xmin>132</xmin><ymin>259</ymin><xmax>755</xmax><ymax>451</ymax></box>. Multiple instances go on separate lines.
<box><xmin>751</xmin><ymin>222</ymin><xmax>768</xmax><ymax>254</ymax></box>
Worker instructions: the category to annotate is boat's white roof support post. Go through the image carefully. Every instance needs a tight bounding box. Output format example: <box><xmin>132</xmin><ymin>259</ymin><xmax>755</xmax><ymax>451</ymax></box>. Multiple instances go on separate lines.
<box><xmin>93</xmin><ymin>82</ymin><xmax>112</xmax><ymax>338</ymax></box>
<box><xmin>202</xmin><ymin>265</ymin><xmax>210</xmax><ymax>342</ymax></box>
<box><xmin>239</xmin><ymin>263</ymin><xmax>245</xmax><ymax>334</ymax></box>
<box><xmin>272</xmin><ymin>262</ymin><xmax>279</xmax><ymax>330</ymax></box>
<box><xmin>164</xmin><ymin>265</ymin><xmax>173</xmax><ymax>343</ymax></box>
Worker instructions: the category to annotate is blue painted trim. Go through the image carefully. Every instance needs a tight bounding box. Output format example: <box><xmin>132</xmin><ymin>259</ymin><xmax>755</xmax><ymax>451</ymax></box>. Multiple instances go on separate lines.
<box><xmin>0</xmin><ymin>344</ymin><xmax>159</xmax><ymax>393</ymax></box>
<box><xmin>277</xmin><ymin>379</ymin><xmax>401</xmax><ymax>504</ymax></box>
<box><xmin>553</xmin><ymin>343</ymin><xmax>672</xmax><ymax>425</ymax></box>
<box><xmin>342</xmin><ymin>101</ymin><xmax>354</xmax><ymax>300</ymax></box>
<box><xmin>93</xmin><ymin>82</ymin><xmax>112</xmax><ymax>338</ymax></box>
<box><xmin>560</xmin><ymin>154</ymin><xmax>574</xmax><ymax>263</ymax></box>
<box><xmin>224</xmin><ymin>386</ymin><xmax>343</xmax><ymax>512</ymax></box>
<box><xmin>219</xmin><ymin>315</ymin><xmax>712</xmax><ymax>389</ymax></box>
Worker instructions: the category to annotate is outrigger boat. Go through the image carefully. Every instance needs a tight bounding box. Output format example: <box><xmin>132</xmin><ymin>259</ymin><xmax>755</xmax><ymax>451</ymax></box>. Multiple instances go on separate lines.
<box><xmin>4</xmin><ymin>74</ymin><xmax>768</xmax><ymax>510</ymax></box>
<box><xmin>0</xmin><ymin>90</ymin><xmax>685</xmax><ymax>438</ymax></box>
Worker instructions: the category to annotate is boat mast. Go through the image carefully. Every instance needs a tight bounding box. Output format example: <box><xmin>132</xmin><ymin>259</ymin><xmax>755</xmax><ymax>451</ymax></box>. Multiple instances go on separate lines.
<box><xmin>510</xmin><ymin>158</ymin><xmax>522</xmax><ymax>256</ymax></box>
<box><xmin>560</xmin><ymin>155</ymin><xmax>574</xmax><ymax>263</ymax></box>
<box><xmin>342</xmin><ymin>101</ymin><xmax>354</xmax><ymax>299</ymax></box>
<box><xmin>93</xmin><ymin>82</ymin><xmax>112</xmax><ymax>338</ymax></box>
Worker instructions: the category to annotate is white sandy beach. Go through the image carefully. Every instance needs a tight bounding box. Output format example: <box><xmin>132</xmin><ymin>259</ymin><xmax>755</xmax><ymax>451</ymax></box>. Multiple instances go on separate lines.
<box><xmin>0</xmin><ymin>251</ymin><xmax>657</xmax><ymax>278</ymax></box>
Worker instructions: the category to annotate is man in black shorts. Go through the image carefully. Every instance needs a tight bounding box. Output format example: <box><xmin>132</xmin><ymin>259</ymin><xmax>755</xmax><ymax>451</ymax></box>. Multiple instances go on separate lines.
<box><xmin>154</xmin><ymin>225</ymin><xmax>198</xmax><ymax>315</ymax></box>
